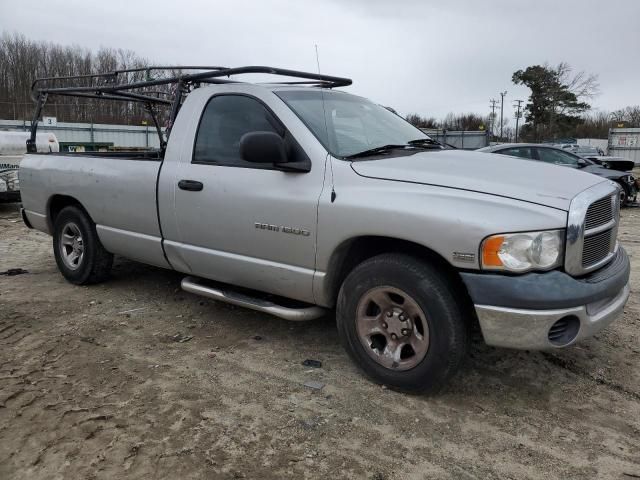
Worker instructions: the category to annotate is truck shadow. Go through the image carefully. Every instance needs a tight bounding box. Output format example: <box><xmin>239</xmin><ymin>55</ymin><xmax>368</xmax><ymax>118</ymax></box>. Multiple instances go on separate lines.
<box><xmin>104</xmin><ymin>256</ymin><xmax>640</xmax><ymax>404</ymax></box>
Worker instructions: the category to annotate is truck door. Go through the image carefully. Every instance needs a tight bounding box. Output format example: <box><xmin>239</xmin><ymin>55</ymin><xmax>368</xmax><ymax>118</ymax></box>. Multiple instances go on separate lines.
<box><xmin>162</xmin><ymin>92</ymin><xmax>326</xmax><ymax>304</ymax></box>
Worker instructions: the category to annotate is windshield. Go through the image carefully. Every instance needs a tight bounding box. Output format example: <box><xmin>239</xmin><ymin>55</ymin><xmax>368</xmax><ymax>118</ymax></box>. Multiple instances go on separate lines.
<box><xmin>276</xmin><ymin>90</ymin><xmax>431</xmax><ymax>158</ymax></box>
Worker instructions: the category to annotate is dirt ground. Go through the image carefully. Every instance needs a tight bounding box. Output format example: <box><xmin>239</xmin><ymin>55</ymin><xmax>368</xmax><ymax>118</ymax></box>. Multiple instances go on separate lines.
<box><xmin>0</xmin><ymin>202</ymin><xmax>639</xmax><ymax>480</ymax></box>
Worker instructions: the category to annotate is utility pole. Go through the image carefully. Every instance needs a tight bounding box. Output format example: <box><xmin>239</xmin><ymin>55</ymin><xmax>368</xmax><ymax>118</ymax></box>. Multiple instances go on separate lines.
<box><xmin>499</xmin><ymin>91</ymin><xmax>507</xmax><ymax>141</ymax></box>
<box><xmin>489</xmin><ymin>99</ymin><xmax>498</xmax><ymax>141</ymax></box>
<box><xmin>513</xmin><ymin>99</ymin><xmax>523</xmax><ymax>143</ymax></box>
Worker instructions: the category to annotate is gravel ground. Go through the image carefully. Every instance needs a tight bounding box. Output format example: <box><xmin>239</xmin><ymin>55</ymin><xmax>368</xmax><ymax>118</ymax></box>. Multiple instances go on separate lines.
<box><xmin>0</xmin><ymin>201</ymin><xmax>639</xmax><ymax>480</ymax></box>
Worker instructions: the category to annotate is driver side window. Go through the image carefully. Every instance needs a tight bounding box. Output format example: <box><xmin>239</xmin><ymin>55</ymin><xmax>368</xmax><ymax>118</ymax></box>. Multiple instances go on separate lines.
<box><xmin>193</xmin><ymin>95</ymin><xmax>282</xmax><ymax>167</ymax></box>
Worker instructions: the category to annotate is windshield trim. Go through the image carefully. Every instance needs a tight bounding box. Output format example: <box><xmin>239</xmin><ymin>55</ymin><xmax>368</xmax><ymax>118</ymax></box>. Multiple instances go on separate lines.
<box><xmin>274</xmin><ymin>89</ymin><xmax>431</xmax><ymax>160</ymax></box>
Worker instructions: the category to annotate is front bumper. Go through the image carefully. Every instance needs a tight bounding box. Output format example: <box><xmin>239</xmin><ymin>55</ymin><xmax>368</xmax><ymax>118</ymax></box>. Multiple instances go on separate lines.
<box><xmin>461</xmin><ymin>247</ymin><xmax>630</xmax><ymax>350</ymax></box>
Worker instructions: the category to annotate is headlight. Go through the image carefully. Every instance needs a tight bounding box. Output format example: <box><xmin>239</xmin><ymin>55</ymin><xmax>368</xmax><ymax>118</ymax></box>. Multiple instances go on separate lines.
<box><xmin>481</xmin><ymin>230</ymin><xmax>564</xmax><ymax>273</ymax></box>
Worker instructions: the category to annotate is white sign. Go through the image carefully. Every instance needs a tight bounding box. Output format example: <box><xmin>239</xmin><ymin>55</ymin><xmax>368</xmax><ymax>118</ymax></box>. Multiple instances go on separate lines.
<box><xmin>42</xmin><ymin>116</ymin><xmax>57</xmax><ymax>127</ymax></box>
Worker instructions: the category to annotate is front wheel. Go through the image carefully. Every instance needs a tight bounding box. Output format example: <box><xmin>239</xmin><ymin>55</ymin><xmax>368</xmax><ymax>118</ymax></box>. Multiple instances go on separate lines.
<box><xmin>53</xmin><ymin>205</ymin><xmax>113</xmax><ymax>285</ymax></box>
<box><xmin>336</xmin><ymin>253</ymin><xmax>469</xmax><ymax>394</ymax></box>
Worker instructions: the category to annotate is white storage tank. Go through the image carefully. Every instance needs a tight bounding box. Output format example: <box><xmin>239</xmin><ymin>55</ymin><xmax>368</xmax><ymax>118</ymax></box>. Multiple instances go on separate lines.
<box><xmin>0</xmin><ymin>131</ymin><xmax>59</xmax><ymax>201</ymax></box>
<box><xmin>608</xmin><ymin>128</ymin><xmax>640</xmax><ymax>165</ymax></box>
<box><xmin>0</xmin><ymin>131</ymin><xmax>59</xmax><ymax>157</ymax></box>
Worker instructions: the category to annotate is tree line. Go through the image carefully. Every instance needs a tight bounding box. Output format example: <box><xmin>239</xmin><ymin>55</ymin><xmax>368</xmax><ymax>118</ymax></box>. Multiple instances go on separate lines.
<box><xmin>1</xmin><ymin>32</ymin><xmax>639</xmax><ymax>140</ymax></box>
<box><xmin>0</xmin><ymin>32</ymin><xmax>170</xmax><ymax>125</ymax></box>
<box><xmin>405</xmin><ymin>112</ymin><xmax>490</xmax><ymax>131</ymax></box>
<box><xmin>407</xmin><ymin>63</ymin><xmax>639</xmax><ymax>142</ymax></box>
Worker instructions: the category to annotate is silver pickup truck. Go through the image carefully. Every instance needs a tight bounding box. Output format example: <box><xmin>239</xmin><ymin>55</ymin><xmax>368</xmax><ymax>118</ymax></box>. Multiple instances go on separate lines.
<box><xmin>19</xmin><ymin>66</ymin><xmax>630</xmax><ymax>393</ymax></box>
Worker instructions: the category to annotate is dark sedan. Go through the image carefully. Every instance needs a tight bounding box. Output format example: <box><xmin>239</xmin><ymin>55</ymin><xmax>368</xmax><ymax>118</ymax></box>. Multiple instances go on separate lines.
<box><xmin>478</xmin><ymin>143</ymin><xmax>638</xmax><ymax>206</ymax></box>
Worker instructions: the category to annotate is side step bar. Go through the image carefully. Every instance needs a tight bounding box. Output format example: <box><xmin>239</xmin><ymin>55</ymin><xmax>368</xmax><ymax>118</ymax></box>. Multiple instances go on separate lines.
<box><xmin>181</xmin><ymin>276</ymin><xmax>326</xmax><ymax>322</ymax></box>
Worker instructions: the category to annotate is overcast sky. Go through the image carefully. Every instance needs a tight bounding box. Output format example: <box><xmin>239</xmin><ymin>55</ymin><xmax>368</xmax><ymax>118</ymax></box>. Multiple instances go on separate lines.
<box><xmin>2</xmin><ymin>0</ymin><xmax>639</xmax><ymax>126</ymax></box>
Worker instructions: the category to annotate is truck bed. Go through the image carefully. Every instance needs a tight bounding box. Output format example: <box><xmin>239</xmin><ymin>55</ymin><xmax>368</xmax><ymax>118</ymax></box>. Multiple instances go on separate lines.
<box><xmin>19</xmin><ymin>152</ymin><xmax>170</xmax><ymax>269</ymax></box>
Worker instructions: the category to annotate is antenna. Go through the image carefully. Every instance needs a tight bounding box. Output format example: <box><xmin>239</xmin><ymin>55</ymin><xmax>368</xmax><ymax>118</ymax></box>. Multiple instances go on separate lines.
<box><xmin>315</xmin><ymin>44</ymin><xmax>322</xmax><ymax>74</ymax></box>
<box><xmin>315</xmin><ymin>44</ymin><xmax>336</xmax><ymax>202</ymax></box>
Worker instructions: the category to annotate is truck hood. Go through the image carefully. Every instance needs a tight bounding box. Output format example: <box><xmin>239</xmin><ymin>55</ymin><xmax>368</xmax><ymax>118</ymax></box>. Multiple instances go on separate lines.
<box><xmin>350</xmin><ymin>149</ymin><xmax>605</xmax><ymax>211</ymax></box>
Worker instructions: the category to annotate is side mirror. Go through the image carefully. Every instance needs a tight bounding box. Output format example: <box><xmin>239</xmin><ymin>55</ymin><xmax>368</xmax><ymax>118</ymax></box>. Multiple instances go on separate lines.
<box><xmin>577</xmin><ymin>158</ymin><xmax>588</xmax><ymax>168</ymax></box>
<box><xmin>239</xmin><ymin>131</ymin><xmax>288</xmax><ymax>165</ymax></box>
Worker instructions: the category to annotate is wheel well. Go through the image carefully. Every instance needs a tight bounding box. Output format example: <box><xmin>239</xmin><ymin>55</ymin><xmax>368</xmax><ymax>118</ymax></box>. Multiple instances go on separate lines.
<box><xmin>616</xmin><ymin>180</ymin><xmax>629</xmax><ymax>194</ymax></box>
<box><xmin>325</xmin><ymin>236</ymin><xmax>475</xmax><ymax>317</ymax></box>
<box><xmin>47</xmin><ymin>195</ymin><xmax>85</xmax><ymax>230</ymax></box>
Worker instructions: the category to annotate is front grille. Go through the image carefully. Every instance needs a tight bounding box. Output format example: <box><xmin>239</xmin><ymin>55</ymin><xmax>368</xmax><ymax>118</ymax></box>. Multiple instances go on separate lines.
<box><xmin>585</xmin><ymin>196</ymin><xmax>614</xmax><ymax>230</ymax></box>
<box><xmin>583</xmin><ymin>247</ymin><xmax>627</xmax><ymax>284</ymax></box>
<box><xmin>582</xmin><ymin>229</ymin><xmax>612</xmax><ymax>267</ymax></box>
<box><xmin>566</xmin><ymin>183</ymin><xmax>620</xmax><ymax>276</ymax></box>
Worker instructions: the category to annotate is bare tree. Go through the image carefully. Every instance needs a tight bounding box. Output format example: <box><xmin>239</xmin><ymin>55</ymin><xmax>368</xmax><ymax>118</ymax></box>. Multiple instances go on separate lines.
<box><xmin>405</xmin><ymin>113</ymin><xmax>439</xmax><ymax>128</ymax></box>
<box><xmin>624</xmin><ymin>106</ymin><xmax>640</xmax><ymax>126</ymax></box>
<box><xmin>0</xmin><ymin>31</ymin><xmax>165</xmax><ymax>124</ymax></box>
<box><xmin>608</xmin><ymin>106</ymin><xmax>640</xmax><ymax>128</ymax></box>
<box><xmin>441</xmin><ymin>112</ymin><xmax>489</xmax><ymax>131</ymax></box>
<box><xmin>556</xmin><ymin>62</ymin><xmax>599</xmax><ymax>100</ymax></box>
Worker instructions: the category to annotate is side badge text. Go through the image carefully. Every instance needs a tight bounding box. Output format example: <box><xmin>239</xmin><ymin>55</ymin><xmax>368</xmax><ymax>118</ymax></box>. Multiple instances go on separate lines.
<box><xmin>255</xmin><ymin>222</ymin><xmax>311</xmax><ymax>237</ymax></box>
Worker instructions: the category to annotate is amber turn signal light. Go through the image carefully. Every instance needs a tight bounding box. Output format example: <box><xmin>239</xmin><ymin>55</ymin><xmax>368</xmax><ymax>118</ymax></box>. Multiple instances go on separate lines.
<box><xmin>481</xmin><ymin>235</ymin><xmax>505</xmax><ymax>267</ymax></box>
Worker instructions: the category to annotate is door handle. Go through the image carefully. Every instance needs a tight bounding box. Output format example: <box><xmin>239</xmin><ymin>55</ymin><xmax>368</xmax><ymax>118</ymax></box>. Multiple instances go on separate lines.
<box><xmin>178</xmin><ymin>180</ymin><xmax>204</xmax><ymax>191</ymax></box>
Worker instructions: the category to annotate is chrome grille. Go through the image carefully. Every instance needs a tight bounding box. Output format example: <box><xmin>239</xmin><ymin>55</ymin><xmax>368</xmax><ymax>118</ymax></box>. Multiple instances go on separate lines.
<box><xmin>584</xmin><ymin>196</ymin><xmax>614</xmax><ymax>230</ymax></box>
<box><xmin>565</xmin><ymin>182</ymin><xmax>620</xmax><ymax>276</ymax></box>
<box><xmin>582</xmin><ymin>228</ymin><xmax>612</xmax><ymax>267</ymax></box>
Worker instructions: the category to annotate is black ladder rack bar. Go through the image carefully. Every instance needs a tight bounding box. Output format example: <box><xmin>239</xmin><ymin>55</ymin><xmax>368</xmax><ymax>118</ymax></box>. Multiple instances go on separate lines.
<box><xmin>31</xmin><ymin>66</ymin><xmax>229</xmax><ymax>97</ymax></box>
<box><xmin>31</xmin><ymin>65</ymin><xmax>352</xmax><ymax>98</ymax></box>
<box><xmin>27</xmin><ymin>65</ymin><xmax>352</xmax><ymax>153</ymax></box>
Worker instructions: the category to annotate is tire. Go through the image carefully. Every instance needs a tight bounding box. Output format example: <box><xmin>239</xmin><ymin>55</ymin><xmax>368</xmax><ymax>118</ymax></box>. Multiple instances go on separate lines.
<box><xmin>618</xmin><ymin>184</ymin><xmax>628</xmax><ymax>207</ymax></box>
<box><xmin>336</xmin><ymin>253</ymin><xmax>469</xmax><ymax>394</ymax></box>
<box><xmin>52</xmin><ymin>205</ymin><xmax>113</xmax><ymax>285</ymax></box>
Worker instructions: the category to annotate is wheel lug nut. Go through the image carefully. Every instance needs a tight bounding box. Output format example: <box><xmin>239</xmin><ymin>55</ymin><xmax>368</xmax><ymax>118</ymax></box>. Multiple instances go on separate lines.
<box><xmin>391</xmin><ymin>334</ymin><xmax>397</xmax><ymax>340</ymax></box>
<box><xmin>386</xmin><ymin>311</ymin><xmax>392</xmax><ymax>317</ymax></box>
<box><xmin>399</xmin><ymin>314</ymin><xmax>405</xmax><ymax>321</ymax></box>
<box><xmin>401</xmin><ymin>329</ymin><xmax>408</xmax><ymax>335</ymax></box>
<box><xmin>382</xmin><ymin>323</ymin><xmax>388</xmax><ymax>329</ymax></box>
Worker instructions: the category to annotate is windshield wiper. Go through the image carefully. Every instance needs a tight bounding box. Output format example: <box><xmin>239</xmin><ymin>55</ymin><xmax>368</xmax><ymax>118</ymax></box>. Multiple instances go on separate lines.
<box><xmin>345</xmin><ymin>140</ymin><xmax>444</xmax><ymax>159</ymax></box>
<box><xmin>345</xmin><ymin>144</ymin><xmax>411</xmax><ymax>159</ymax></box>
<box><xmin>408</xmin><ymin>138</ymin><xmax>442</xmax><ymax>147</ymax></box>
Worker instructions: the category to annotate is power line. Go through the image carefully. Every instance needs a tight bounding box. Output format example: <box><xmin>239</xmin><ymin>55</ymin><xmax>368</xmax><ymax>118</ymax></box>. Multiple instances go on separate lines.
<box><xmin>499</xmin><ymin>91</ymin><xmax>507</xmax><ymax>140</ymax></box>
<box><xmin>489</xmin><ymin>99</ymin><xmax>498</xmax><ymax>139</ymax></box>
<box><xmin>513</xmin><ymin>99</ymin><xmax>524</xmax><ymax>142</ymax></box>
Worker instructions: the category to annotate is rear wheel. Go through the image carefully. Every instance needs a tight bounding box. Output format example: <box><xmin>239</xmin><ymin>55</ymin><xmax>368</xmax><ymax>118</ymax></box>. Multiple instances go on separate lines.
<box><xmin>336</xmin><ymin>253</ymin><xmax>469</xmax><ymax>394</ymax></box>
<box><xmin>53</xmin><ymin>206</ymin><xmax>113</xmax><ymax>284</ymax></box>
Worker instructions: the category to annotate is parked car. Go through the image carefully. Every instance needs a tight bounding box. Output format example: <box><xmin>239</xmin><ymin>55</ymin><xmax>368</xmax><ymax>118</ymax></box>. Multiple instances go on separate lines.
<box><xmin>20</xmin><ymin>66</ymin><xmax>630</xmax><ymax>393</ymax></box>
<box><xmin>578</xmin><ymin>155</ymin><xmax>635</xmax><ymax>173</ymax></box>
<box><xmin>560</xmin><ymin>145</ymin><xmax>604</xmax><ymax>156</ymax></box>
<box><xmin>478</xmin><ymin>143</ymin><xmax>638</xmax><ymax>205</ymax></box>
<box><xmin>558</xmin><ymin>144</ymin><xmax>636</xmax><ymax>172</ymax></box>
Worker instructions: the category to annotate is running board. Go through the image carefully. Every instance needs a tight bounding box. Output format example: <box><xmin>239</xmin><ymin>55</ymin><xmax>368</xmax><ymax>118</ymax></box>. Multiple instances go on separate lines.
<box><xmin>181</xmin><ymin>276</ymin><xmax>326</xmax><ymax>321</ymax></box>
